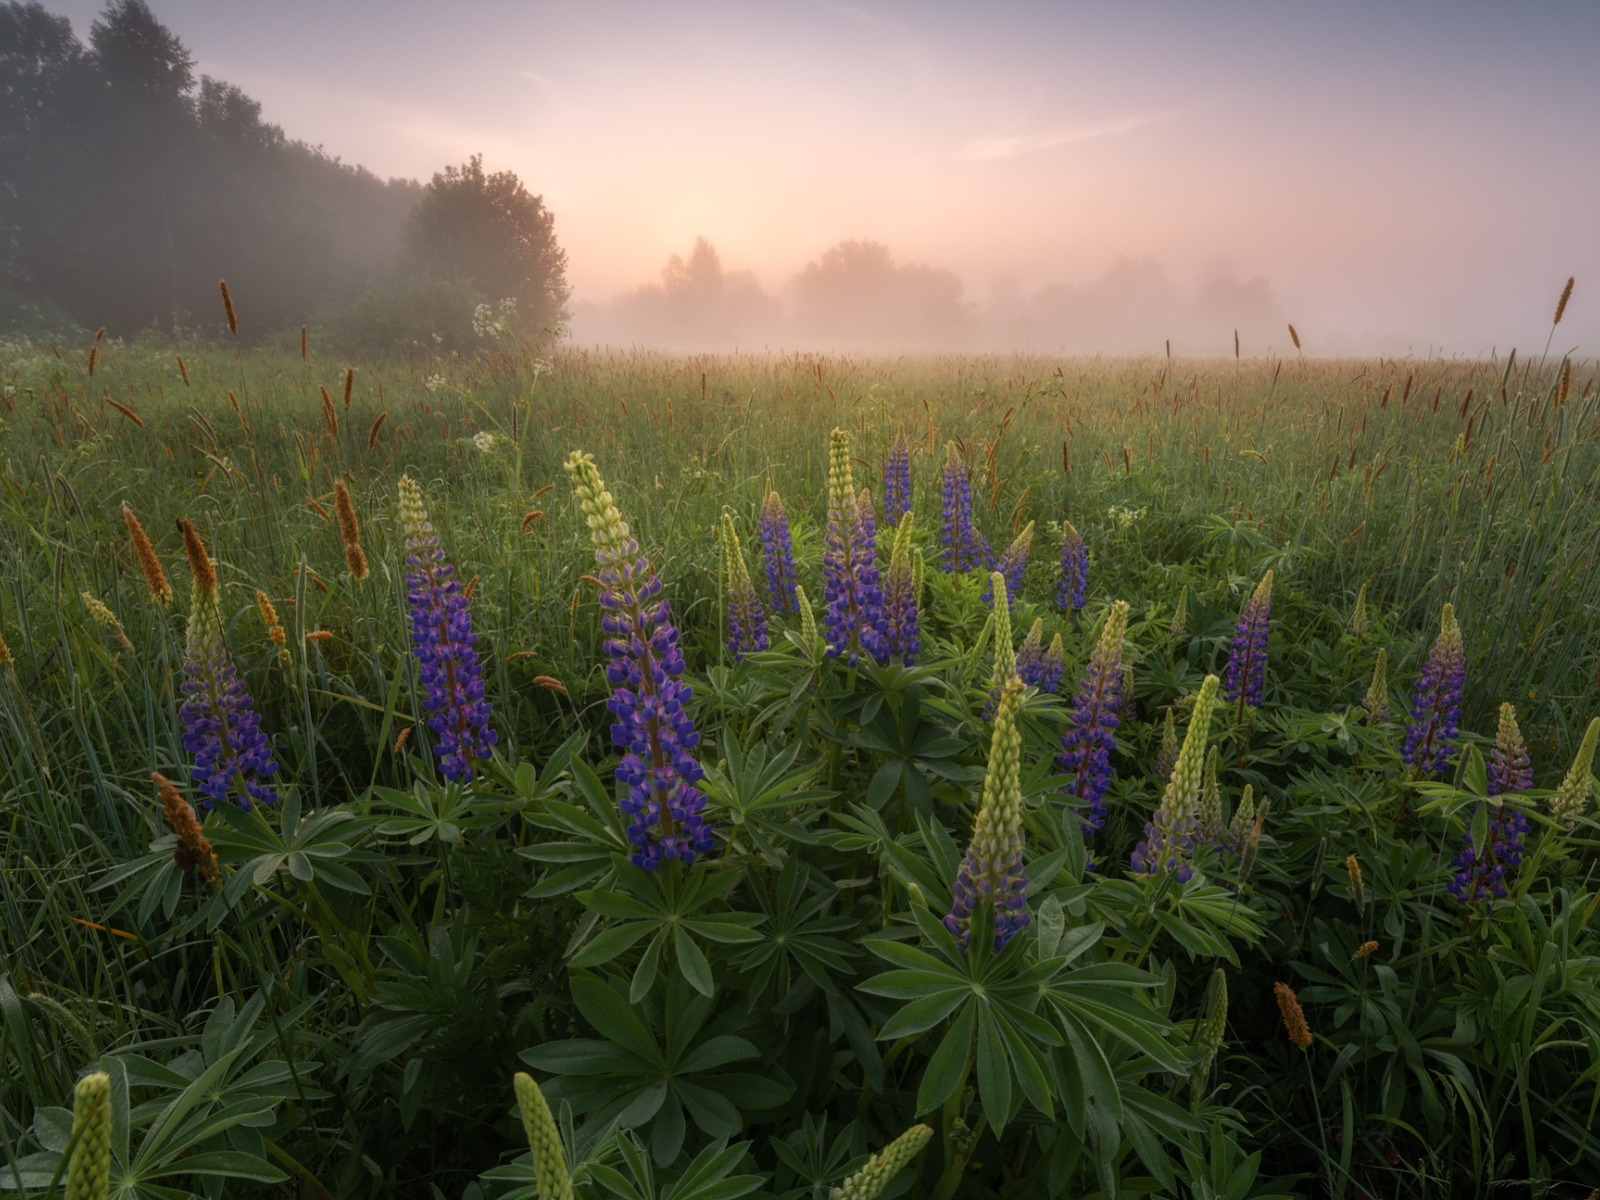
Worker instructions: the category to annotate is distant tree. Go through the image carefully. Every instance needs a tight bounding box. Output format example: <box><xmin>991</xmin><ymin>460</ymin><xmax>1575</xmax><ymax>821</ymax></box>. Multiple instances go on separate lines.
<box><xmin>792</xmin><ymin>239</ymin><xmax>969</xmax><ymax>345</ymax></box>
<box><xmin>405</xmin><ymin>154</ymin><xmax>571</xmax><ymax>337</ymax></box>
<box><xmin>88</xmin><ymin>0</ymin><xmax>193</xmax><ymax>111</ymax></box>
<box><xmin>196</xmin><ymin>76</ymin><xmax>283</xmax><ymax>149</ymax></box>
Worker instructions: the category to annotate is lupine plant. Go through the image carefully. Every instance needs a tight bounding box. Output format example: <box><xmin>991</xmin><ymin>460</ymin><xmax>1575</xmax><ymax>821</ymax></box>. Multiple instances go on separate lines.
<box><xmin>757</xmin><ymin>490</ymin><xmax>800</xmax><ymax>617</ymax></box>
<box><xmin>718</xmin><ymin>513</ymin><xmax>768</xmax><ymax>658</ymax></box>
<box><xmin>938</xmin><ymin>440</ymin><xmax>990</xmax><ymax>571</ymax></box>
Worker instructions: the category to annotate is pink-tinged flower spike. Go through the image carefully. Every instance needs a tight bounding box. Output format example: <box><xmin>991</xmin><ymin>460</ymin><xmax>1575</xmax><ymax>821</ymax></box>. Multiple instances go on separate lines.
<box><xmin>757</xmin><ymin>490</ymin><xmax>799</xmax><ymax>617</ymax></box>
<box><xmin>939</xmin><ymin>441</ymin><xmax>991</xmax><ymax>572</ymax></box>
<box><xmin>719</xmin><ymin>513</ymin><xmax>768</xmax><ymax>658</ymax></box>
<box><xmin>884</xmin><ymin>430</ymin><xmax>913</xmax><ymax>524</ymax></box>
<box><xmin>821</xmin><ymin>430</ymin><xmax>887</xmax><ymax>667</ymax></box>
<box><xmin>398</xmin><ymin>476</ymin><xmax>498</xmax><ymax>782</ymax></box>
<box><xmin>1057</xmin><ymin>601</ymin><xmax>1127</xmax><ymax>838</ymax></box>
<box><xmin>1223</xmin><ymin>570</ymin><xmax>1273</xmax><ymax>709</ymax></box>
<box><xmin>1131</xmin><ymin>674</ymin><xmax>1220</xmax><ymax>882</ymax></box>
<box><xmin>984</xmin><ymin>520</ymin><xmax>1033</xmax><ymax>607</ymax></box>
<box><xmin>566</xmin><ymin>451</ymin><xmax>712</xmax><ymax>868</ymax></box>
<box><xmin>946</xmin><ymin>675</ymin><xmax>1030</xmax><ymax>951</ymax></box>
<box><xmin>1401</xmin><ymin>603</ymin><xmax>1465</xmax><ymax>773</ymax></box>
<box><xmin>1488</xmin><ymin>701</ymin><xmax>1533</xmax><ymax>797</ymax></box>
<box><xmin>1057</xmin><ymin>521</ymin><xmax>1087</xmax><ymax>611</ymax></box>
<box><xmin>882</xmin><ymin>512</ymin><xmax>920</xmax><ymax>664</ymax></box>
<box><xmin>1450</xmin><ymin>702</ymin><xmax>1531</xmax><ymax>905</ymax></box>
<box><xmin>176</xmin><ymin>519</ymin><xmax>278</xmax><ymax>809</ymax></box>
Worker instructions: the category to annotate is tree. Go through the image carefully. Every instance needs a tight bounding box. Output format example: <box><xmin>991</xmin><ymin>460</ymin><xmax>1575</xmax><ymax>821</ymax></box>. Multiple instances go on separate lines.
<box><xmin>88</xmin><ymin>0</ymin><xmax>193</xmax><ymax>111</ymax></box>
<box><xmin>405</xmin><ymin>154</ymin><xmax>570</xmax><ymax>337</ymax></box>
<box><xmin>792</xmin><ymin>240</ymin><xmax>969</xmax><ymax>346</ymax></box>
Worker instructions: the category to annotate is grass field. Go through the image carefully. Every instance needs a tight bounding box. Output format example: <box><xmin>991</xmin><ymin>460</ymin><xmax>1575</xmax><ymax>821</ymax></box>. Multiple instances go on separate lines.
<box><xmin>2</xmin><ymin>331</ymin><xmax>1599</xmax><ymax>1198</ymax></box>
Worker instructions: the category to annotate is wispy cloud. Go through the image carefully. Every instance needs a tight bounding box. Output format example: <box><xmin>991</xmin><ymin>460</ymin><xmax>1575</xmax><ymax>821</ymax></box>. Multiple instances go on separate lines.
<box><xmin>960</xmin><ymin>110</ymin><xmax>1177</xmax><ymax>161</ymax></box>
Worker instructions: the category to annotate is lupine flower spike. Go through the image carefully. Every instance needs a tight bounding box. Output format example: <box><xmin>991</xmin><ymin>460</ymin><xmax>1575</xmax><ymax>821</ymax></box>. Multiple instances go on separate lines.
<box><xmin>1169</xmin><ymin>586</ymin><xmax>1188</xmax><ymax>640</ymax></box>
<box><xmin>939</xmin><ymin>441</ymin><xmax>990</xmax><ymax>572</ymax></box>
<box><xmin>985</xmin><ymin>520</ymin><xmax>1033</xmax><ymax>606</ymax></box>
<box><xmin>1058</xmin><ymin>600</ymin><xmax>1128</xmax><ymax>838</ymax></box>
<box><xmin>1038</xmin><ymin>633</ymin><xmax>1066</xmax><ymax>694</ymax></box>
<box><xmin>719</xmin><ymin>514</ymin><xmax>768</xmax><ymax>658</ymax></box>
<box><xmin>154</xmin><ymin>771</ymin><xmax>220</xmax><ymax>886</ymax></box>
<box><xmin>1549</xmin><ymin>717</ymin><xmax>1599</xmax><ymax>828</ymax></box>
<box><xmin>834</xmin><ymin>1125</ymin><xmax>934</xmax><ymax>1200</ymax></box>
<box><xmin>1014</xmin><ymin>619</ymin><xmax>1045</xmax><ymax>685</ymax></box>
<box><xmin>884</xmin><ymin>430</ymin><xmax>913</xmax><ymax>524</ymax></box>
<box><xmin>947</xmin><ymin>675</ymin><xmax>1029</xmax><ymax>950</ymax></box>
<box><xmin>1227</xmin><ymin>784</ymin><xmax>1256</xmax><ymax>853</ymax></box>
<box><xmin>1155</xmin><ymin>709</ymin><xmax>1179</xmax><ymax>781</ymax></box>
<box><xmin>177</xmin><ymin>519</ymin><xmax>278</xmax><ymax>810</ymax></box>
<box><xmin>1223</xmin><ymin>570</ymin><xmax>1273</xmax><ymax>709</ymax></box>
<box><xmin>397</xmin><ymin>477</ymin><xmax>497</xmax><ymax>782</ymax></box>
<box><xmin>1401</xmin><ymin>603</ymin><xmax>1465</xmax><ymax>772</ymax></box>
<box><xmin>64</xmin><ymin>1071</ymin><xmax>113</xmax><ymax>1200</ymax></box>
<box><xmin>882</xmin><ymin>512</ymin><xmax>920</xmax><ymax>664</ymax></box>
<box><xmin>566</xmin><ymin>451</ymin><xmax>712</xmax><ymax>867</ymax></box>
<box><xmin>1131</xmin><ymin>674</ymin><xmax>1220</xmax><ymax>882</ymax></box>
<box><xmin>1449</xmin><ymin>707</ymin><xmax>1531</xmax><ymax>904</ymax></box>
<box><xmin>984</xmin><ymin>572</ymin><xmax>1016</xmax><ymax>719</ymax></box>
<box><xmin>122</xmin><ymin>502</ymin><xmax>172</xmax><ymax>603</ymax></box>
<box><xmin>1363</xmin><ymin>650</ymin><xmax>1389</xmax><ymax>723</ymax></box>
<box><xmin>1058</xmin><ymin>520</ymin><xmax>1088</xmax><ymax>611</ymax></box>
<box><xmin>513</xmin><ymin>1072</ymin><xmax>574</xmax><ymax>1200</ymax></box>
<box><xmin>1350</xmin><ymin>582</ymin><xmax>1370</xmax><ymax>636</ymax></box>
<box><xmin>821</xmin><ymin>431</ymin><xmax>887</xmax><ymax>666</ymax></box>
<box><xmin>758</xmin><ymin>490</ymin><xmax>799</xmax><ymax>617</ymax></box>
<box><xmin>1198</xmin><ymin>745</ymin><xmax>1223</xmax><ymax>844</ymax></box>
<box><xmin>795</xmin><ymin>585</ymin><xmax>818</xmax><ymax>654</ymax></box>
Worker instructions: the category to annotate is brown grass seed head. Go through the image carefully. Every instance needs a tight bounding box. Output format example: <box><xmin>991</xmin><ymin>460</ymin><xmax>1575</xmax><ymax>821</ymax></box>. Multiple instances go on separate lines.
<box><xmin>176</xmin><ymin>518</ymin><xmax>217</xmax><ymax>596</ymax></box>
<box><xmin>219</xmin><ymin>279</ymin><xmax>238</xmax><ymax>335</ymax></box>
<box><xmin>123</xmin><ymin>503</ymin><xmax>173</xmax><ymax>603</ymax></box>
<box><xmin>333</xmin><ymin>480</ymin><xmax>369</xmax><ymax>580</ymax></box>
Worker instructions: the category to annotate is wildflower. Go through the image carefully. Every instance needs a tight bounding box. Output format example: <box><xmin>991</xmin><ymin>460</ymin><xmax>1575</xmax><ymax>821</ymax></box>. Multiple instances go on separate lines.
<box><xmin>938</xmin><ymin>441</ymin><xmax>990</xmax><ymax>572</ymax></box>
<box><xmin>1228</xmin><ymin>785</ymin><xmax>1257</xmax><ymax>854</ymax></box>
<box><xmin>82</xmin><ymin>593</ymin><xmax>132</xmax><ymax>650</ymax></box>
<box><xmin>176</xmin><ymin>520</ymin><xmax>277</xmax><ymax>810</ymax></box>
<box><xmin>64</xmin><ymin>1071</ymin><xmax>113</xmax><ymax>1200</ymax></box>
<box><xmin>1131</xmin><ymin>674</ymin><xmax>1220</xmax><ymax>882</ymax></box>
<box><xmin>1401</xmin><ymin>603</ymin><xmax>1466</xmax><ymax>772</ymax></box>
<box><xmin>882</xmin><ymin>513</ymin><xmax>920</xmax><ymax>664</ymax></box>
<box><xmin>1223</xmin><ymin>570</ymin><xmax>1273</xmax><ymax>709</ymax></box>
<box><xmin>719</xmin><ymin>513</ymin><xmax>768</xmax><ymax>658</ymax></box>
<box><xmin>1487</xmin><ymin>702</ymin><xmax>1533</xmax><ymax>795</ymax></box>
<box><xmin>1350</xmin><ymin>582</ymin><xmax>1370</xmax><ymax>637</ymax></box>
<box><xmin>1450</xmin><ymin>790</ymin><xmax>1530</xmax><ymax>904</ymax></box>
<box><xmin>154</xmin><ymin>771</ymin><xmax>219</xmax><ymax>886</ymax></box>
<box><xmin>1198</xmin><ymin>745</ymin><xmax>1222</xmax><ymax>843</ymax></box>
<box><xmin>513</xmin><ymin>1073</ymin><xmax>573</xmax><ymax>1200</ymax></box>
<box><xmin>821</xmin><ymin>431</ymin><xmax>887</xmax><ymax>667</ymax></box>
<box><xmin>1014</xmin><ymin>619</ymin><xmax>1045</xmax><ymax>686</ymax></box>
<box><xmin>334</xmin><ymin>480</ymin><xmax>369</xmax><ymax>580</ymax></box>
<box><xmin>796</xmin><ymin>584</ymin><xmax>818</xmax><ymax>653</ymax></box>
<box><xmin>1273</xmin><ymin>982</ymin><xmax>1312</xmax><ymax>1050</ymax></box>
<box><xmin>984</xmin><ymin>521</ymin><xmax>1033</xmax><ymax>606</ymax></box>
<box><xmin>947</xmin><ymin>676</ymin><xmax>1029</xmax><ymax>950</ymax></box>
<box><xmin>397</xmin><ymin>476</ymin><xmax>497</xmax><ymax>782</ymax></box>
<box><xmin>1036</xmin><ymin>633</ymin><xmax>1066</xmax><ymax>694</ymax></box>
<box><xmin>471</xmin><ymin>430</ymin><xmax>501</xmax><ymax>454</ymax></box>
<box><xmin>1155</xmin><ymin>709</ymin><xmax>1179</xmax><ymax>781</ymax></box>
<box><xmin>122</xmin><ymin>502</ymin><xmax>172</xmax><ymax>604</ymax></box>
<box><xmin>834</xmin><ymin>1125</ymin><xmax>934</xmax><ymax>1200</ymax></box>
<box><xmin>1169</xmin><ymin>585</ymin><xmax>1187</xmax><ymax>639</ymax></box>
<box><xmin>565</xmin><ymin>451</ymin><xmax>711</xmax><ymax>868</ymax></box>
<box><xmin>758</xmin><ymin>490</ymin><xmax>800</xmax><ymax>616</ymax></box>
<box><xmin>984</xmin><ymin>572</ymin><xmax>1016</xmax><ymax>718</ymax></box>
<box><xmin>884</xmin><ymin>431</ymin><xmax>913</xmax><ymax>524</ymax></box>
<box><xmin>1057</xmin><ymin>600</ymin><xmax>1128</xmax><ymax>837</ymax></box>
<box><xmin>1363</xmin><ymin>649</ymin><xmax>1390</xmax><ymax>723</ymax></box>
<box><xmin>1057</xmin><ymin>521</ymin><xmax>1088</xmax><ymax>611</ymax></box>
<box><xmin>1548</xmin><ymin>716</ymin><xmax>1599</xmax><ymax>828</ymax></box>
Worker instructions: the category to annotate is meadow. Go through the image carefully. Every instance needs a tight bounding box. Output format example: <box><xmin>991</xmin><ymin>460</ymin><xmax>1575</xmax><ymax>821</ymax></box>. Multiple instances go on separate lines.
<box><xmin>1</xmin><ymin>323</ymin><xmax>1598</xmax><ymax>1199</ymax></box>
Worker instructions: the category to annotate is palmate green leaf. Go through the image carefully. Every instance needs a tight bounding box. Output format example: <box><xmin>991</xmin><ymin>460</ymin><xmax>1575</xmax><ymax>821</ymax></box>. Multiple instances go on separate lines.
<box><xmin>916</xmin><ymin>1002</ymin><xmax>976</xmax><ymax>1114</ymax></box>
<box><xmin>975</xmin><ymin>1007</ymin><xmax>1013</xmax><ymax>1129</ymax></box>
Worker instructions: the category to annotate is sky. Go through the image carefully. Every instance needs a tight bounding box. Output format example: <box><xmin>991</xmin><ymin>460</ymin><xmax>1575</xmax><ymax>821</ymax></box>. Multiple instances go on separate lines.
<box><xmin>52</xmin><ymin>0</ymin><xmax>1600</xmax><ymax>354</ymax></box>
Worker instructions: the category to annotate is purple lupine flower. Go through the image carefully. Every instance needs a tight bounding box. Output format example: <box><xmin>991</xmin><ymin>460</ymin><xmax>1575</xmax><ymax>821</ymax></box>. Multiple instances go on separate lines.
<box><xmin>1057</xmin><ymin>602</ymin><xmax>1127</xmax><ymax>837</ymax></box>
<box><xmin>176</xmin><ymin>519</ymin><xmax>277</xmax><ymax>810</ymax></box>
<box><xmin>1131</xmin><ymin>675</ymin><xmax>1220</xmax><ymax>883</ymax></box>
<box><xmin>882</xmin><ymin>512</ymin><xmax>920</xmax><ymax>664</ymax></box>
<box><xmin>720</xmin><ymin>514</ymin><xmax>768</xmax><ymax>658</ymax></box>
<box><xmin>398</xmin><ymin>477</ymin><xmax>498</xmax><ymax>782</ymax></box>
<box><xmin>1057</xmin><ymin>521</ymin><xmax>1088</xmax><ymax>611</ymax></box>
<box><xmin>884</xmin><ymin>433</ymin><xmax>913</xmax><ymax>524</ymax></box>
<box><xmin>984</xmin><ymin>521</ymin><xmax>1033</xmax><ymax>607</ymax></box>
<box><xmin>1015</xmin><ymin>619</ymin><xmax>1045</xmax><ymax>686</ymax></box>
<box><xmin>1487</xmin><ymin>700</ymin><xmax>1533</xmax><ymax>796</ymax></box>
<box><xmin>947</xmin><ymin>676</ymin><xmax>1029</xmax><ymax>951</ymax></box>
<box><xmin>821</xmin><ymin>430</ymin><xmax>888</xmax><ymax>667</ymax></box>
<box><xmin>566</xmin><ymin>451</ymin><xmax>713</xmax><ymax>869</ymax></box>
<box><xmin>758</xmin><ymin>490</ymin><xmax>799</xmax><ymax>617</ymax></box>
<box><xmin>1037</xmin><ymin>633</ymin><xmax>1066</xmax><ymax>694</ymax></box>
<box><xmin>1451</xmin><ymin>702</ymin><xmax>1532</xmax><ymax>905</ymax></box>
<box><xmin>1401</xmin><ymin>603</ymin><xmax>1466</xmax><ymax>773</ymax></box>
<box><xmin>939</xmin><ymin>441</ymin><xmax>991</xmax><ymax>572</ymax></box>
<box><xmin>1223</xmin><ymin>570</ymin><xmax>1274</xmax><ymax>709</ymax></box>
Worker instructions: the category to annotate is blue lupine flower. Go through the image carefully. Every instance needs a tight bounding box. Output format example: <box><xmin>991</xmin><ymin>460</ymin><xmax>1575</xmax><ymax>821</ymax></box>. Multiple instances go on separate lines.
<box><xmin>566</xmin><ymin>451</ymin><xmax>712</xmax><ymax>869</ymax></box>
<box><xmin>176</xmin><ymin>519</ymin><xmax>277</xmax><ymax>810</ymax></box>
<box><xmin>398</xmin><ymin>476</ymin><xmax>498</xmax><ymax>782</ymax></box>
<box><xmin>1037</xmin><ymin>633</ymin><xmax>1066</xmax><ymax>694</ymax></box>
<box><xmin>720</xmin><ymin>513</ymin><xmax>768</xmax><ymax>658</ymax></box>
<box><xmin>1401</xmin><ymin>603</ymin><xmax>1466</xmax><ymax>773</ymax></box>
<box><xmin>758</xmin><ymin>490</ymin><xmax>799</xmax><ymax>617</ymax></box>
<box><xmin>1450</xmin><ymin>701</ymin><xmax>1531</xmax><ymax>905</ymax></box>
<box><xmin>1057</xmin><ymin>601</ymin><xmax>1127</xmax><ymax>837</ymax></box>
<box><xmin>939</xmin><ymin>441</ymin><xmax>991</xmax><ymax>572</ymax></box>
<box><xmin>1488</xmin><ymin>700</ymin><xmax>1533</xmax><ymax>796</ymax></box>
<box><xmin>822</xmin><ymin>430</ymin><xmax>888</xmax><ymax>666</ymax></box>
<box><xmin>947</xmin><ymin>675</ymin><xmax>1029</xmax><ymax>951</ymax></box>
<box><xmin>884</xmin><ymin>432</ymin><xmax>913</xmax><ymax>524</ymax></box>
<box><xmin>1222</xmin><ymin>570</ymin><xmax>1273</xmax><ymax>709</ymax></box>
<box><xmin>984</xmin><ymin>521</ymin><xmax>1033</xmax><ymax>606</ymax></box>
<box><xmin>1057</xmin><ymin>521</ymin><xmax>1087</xmax><ymax>610</ymax></box>
<box><xmin>1014</xmin><ymin>619</ymin><xmax>1045</xmax><ymax>686</ymax></box>
<box><xmin>883</xmin><ymin>512</ymin><xmax>920</xmax><ymax>664</ymax></box>
<box><xmin>1131</xmin><ymin>675</ymin><xmax>1220</xmax><ymax>882</ymax></box>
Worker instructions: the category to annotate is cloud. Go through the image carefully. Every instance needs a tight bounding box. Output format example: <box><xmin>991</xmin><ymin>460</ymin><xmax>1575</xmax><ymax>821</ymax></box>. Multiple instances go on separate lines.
<box><xmin>960</xmin><ymin>110</ymin><xmax>1177</xmax><ymax>160</ymax></box>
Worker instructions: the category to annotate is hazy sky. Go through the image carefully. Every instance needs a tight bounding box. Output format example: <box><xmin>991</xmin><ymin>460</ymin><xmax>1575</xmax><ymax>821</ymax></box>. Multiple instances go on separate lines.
<box><xmin>54</xmin><ymin>0</ymin><xmax>1600</xmax><ymax>353</ymax></box>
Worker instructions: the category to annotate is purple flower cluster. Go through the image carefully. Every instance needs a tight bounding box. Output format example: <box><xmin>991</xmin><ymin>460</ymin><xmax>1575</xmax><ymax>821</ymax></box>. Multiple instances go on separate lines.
<box><xmin>1057</xmin><ymin>522</ymin><xmax>1088</xmax><ymax>611</ymax></box>
<box><xmin>566</xmin><ymin>452</ymin><xmax>713</xmax><ymax>869</ymax></box>
<box><xmin>947</xmin><ymin>677</ymin><xmax>1029</xmax><ymax>951</ymax></box>
<box><xmin>1488</xmin><ymin>702</ymin><xmax>1534</xmax><ymax>796</ymax></box>
<box><xmin>398</xmin><ymin>477</ymin><xmax>498</xmax><ymax>782</ymax></box>
<box><xmin>1223</xmin><ymin>571</ymin><xmax>1273</xmax><ymax>709</ymax></box>
<box><xmin>882</xmin><ymin>514</ymin><xmax>920</xmax><ymax>664</ymax></box>
<box><xmin>984</xmin><ymin>521</ymin><xmax>1033</xmax><ymax>607</ymax></box>
<box><xmin>1402</xmin><ymin>604</ymin><xmax>1466</xmax><ymax>773</ymax></box>
<box><xmin>758</xmin><ymin>491</ymin><xmax>800</xmax><ymax>617</ymax></box>
<box><xmin>939</xmin><ymin>442</ymin><xmax>991</xmax><ymax>573</ymax></box>
<box><xmin>721</xmin><ymin>515</ymin><xmax>768</xmax><ymax>659</ymax></box>
<box><xmin>823</xmin><ymin>431</ymin><xmax>887</xmax><ymax>667</ymax></box>
<box><xmin>179</xmin><ymin>591</ymin><xmax>278</xmax><ymax>811</ymax></box>
<box><xmin>1449</xmin><ymin>805</ymin><xmax>1529</xmax><ymax>904</ymax></box>
<box><xmin>884</xmin><ymin>434</ymin><xmax>913</xmax><ymax>524</ymax></box>
<box><xmin>1057</xmin><ymin>602</ymin><xmax>1127</xmax><ymax>836</ymax></box>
